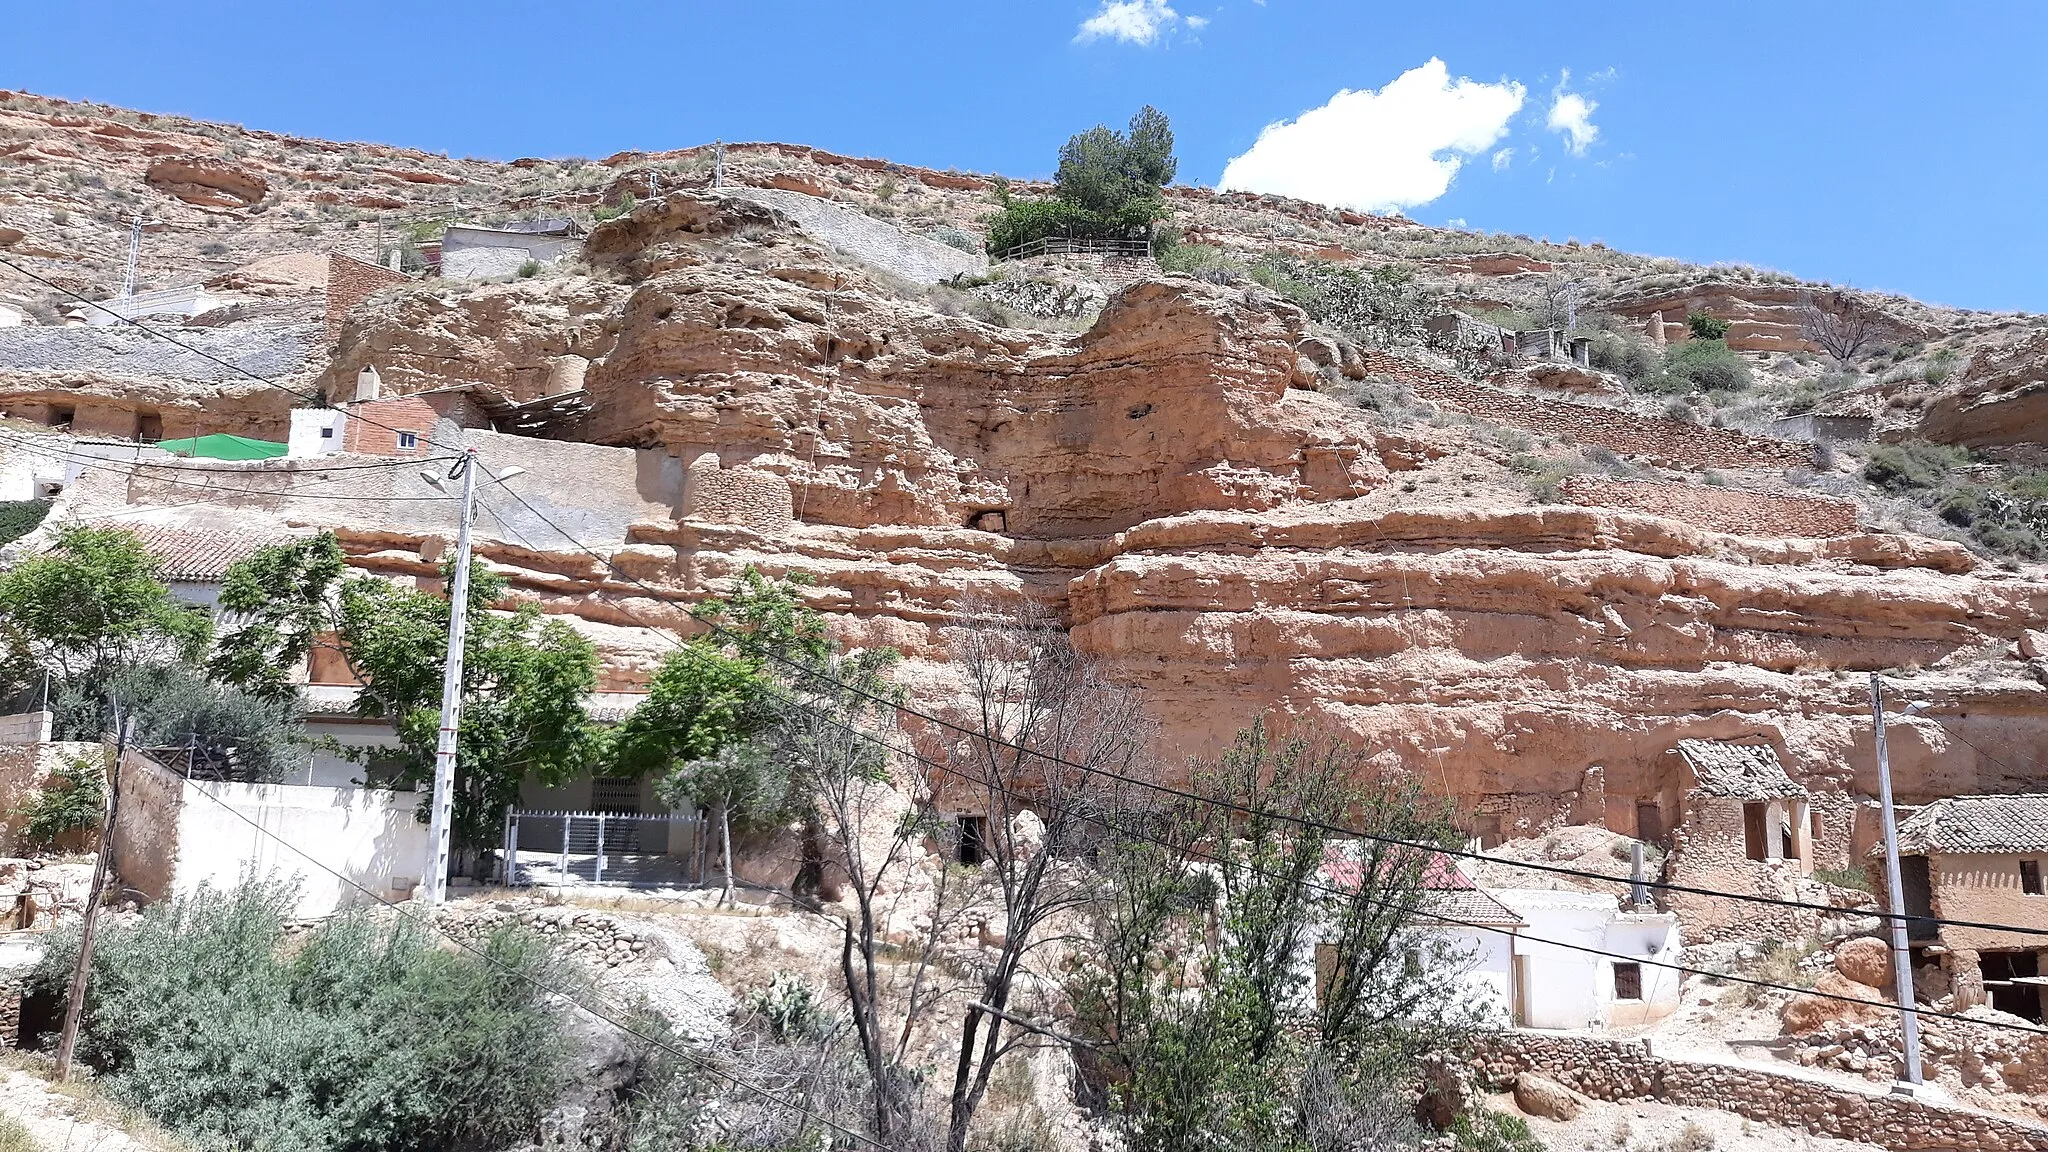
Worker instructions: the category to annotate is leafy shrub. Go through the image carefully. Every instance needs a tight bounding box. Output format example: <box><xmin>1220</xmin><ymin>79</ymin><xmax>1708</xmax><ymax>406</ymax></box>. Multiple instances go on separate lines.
<box><xmin>1686</xmin><ymin>312</ymin><xmax>1731</xmax><ymax>340</ymax></box>
<box><xmin>14</xmin><ymin>753</ymin><xmax>105</xmax><ymax>849</ymax></box>
<box><xmin>34</xmin><ymin>880</ymin><xmax>573</xmax><ymax>1152</ymax></box>
<box><xmin>986</xmin><ymin>106</ymin><xmax>1176</xmax><ymax>256</ymax></box>
<box><xmin>52</xmin><ymin>662</ymin><xmax>309</xmax><ymax>782</ymax></box>
<box><xmin>592</xmin><ymin>190</ymin><xmax>637</xmax><ymax>224</ymax></box>
<box><xmin>0</xmin><ymin>499</ymin><xmax>51</xmax><ymax>547</ymax></box>
<box><xmin>1861</xmin><ymin>441</ymin><xmax>1966</xmax><ymax>493</ymax></box>
<box><xmin>515</xmin><ymin>258</ymin><xmax>541</xmax><ymax>278</ymax></box>
<box><xmin>1660</xmin><ymin>338</ymin><xmax>1751</xmax><ymax>393</ymax></box>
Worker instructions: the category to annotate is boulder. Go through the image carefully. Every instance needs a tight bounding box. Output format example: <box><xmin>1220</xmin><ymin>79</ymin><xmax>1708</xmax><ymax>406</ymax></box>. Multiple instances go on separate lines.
<box><xmin>1511</xmin><ymin>1072</ymin><xmax>1583</xmax><ymax>1121</ymax></box>
<box><xmin>1834</xmin><ymin>936</ymin><xmax>1892</xmax><ymax>987</ymax></box>
<box><xmin>1783</xmin><ymin>971</ymin><xmax>1891</xmax><ymax>1034</ymax></box>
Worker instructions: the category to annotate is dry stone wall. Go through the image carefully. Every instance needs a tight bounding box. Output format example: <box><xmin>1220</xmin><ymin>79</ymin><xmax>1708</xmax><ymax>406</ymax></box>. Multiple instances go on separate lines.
<box><xmin>1558</xmin><ymin>476</ymin><xmax>1861</xmax><ymax>538</ymax></box>
<box><xmin>324</xmin><ymin>254</ymin><xmax>411</xmax><ymax>341</ymax></box>
<box><xmin>1472</xmin><ymin>1033</ymin><xmax>2048</xmax><ymax>1151</ymax></box>
<box><xmin>1355</xmin><ymin>350</ymin><xmax>1815</xmax><ymax>470</ymax></box>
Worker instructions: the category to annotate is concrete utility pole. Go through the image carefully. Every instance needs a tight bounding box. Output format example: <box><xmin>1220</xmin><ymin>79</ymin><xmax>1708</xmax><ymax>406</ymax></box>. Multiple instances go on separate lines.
<box><xmin>56</xmin><ymin>705</ymin><xmax>131</xmax><ymax>1082</ymax></box>
<box><xmin>423</xmin><ymin>450</ymin><xmax>481</xmax><ymax>905</ymax></box>
<box><xmin>1871</xmin><ymin>673</ymin><xmax>1925</xmax><ymax>1094</ymax></box>
<box><xmin>119</xmin><ymin>215</ymin><xmax>143</xmax><ymax>298</ymax></box>
<box><xmin>420</xmin><ymin>452</ymin><xmax>526</xmax><ymax>904</ymax></box>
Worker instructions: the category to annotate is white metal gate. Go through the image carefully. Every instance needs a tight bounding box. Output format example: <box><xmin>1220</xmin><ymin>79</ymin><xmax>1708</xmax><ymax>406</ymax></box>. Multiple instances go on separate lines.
<box><xmin>503</xmin><ymin>809</ymin><xmax>709</xmax><ymax>888</ymax></box>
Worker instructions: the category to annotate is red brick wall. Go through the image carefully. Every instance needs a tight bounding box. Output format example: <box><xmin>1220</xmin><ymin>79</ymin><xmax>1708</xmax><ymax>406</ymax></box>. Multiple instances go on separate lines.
<box><xmin>1558</xmin><ymin>475</ymin><xmax>1861</xmax><ymax>538</ymax></box>
<box><xmin>325</xmin><ymin>254</ymin><xmax>411</xmax><ymax>341</ymax></box>
<box><xmin>340</xmin><ymin>396</ymin><xmax>436</xmax><ymax>457</ymax></box>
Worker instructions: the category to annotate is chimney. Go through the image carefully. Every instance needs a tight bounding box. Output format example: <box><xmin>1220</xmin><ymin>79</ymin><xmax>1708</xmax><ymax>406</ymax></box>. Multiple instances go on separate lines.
<box><xmin>356</xmin><ymin>365</ymin><xmax>382</xmax><ymax>402</ymax></box>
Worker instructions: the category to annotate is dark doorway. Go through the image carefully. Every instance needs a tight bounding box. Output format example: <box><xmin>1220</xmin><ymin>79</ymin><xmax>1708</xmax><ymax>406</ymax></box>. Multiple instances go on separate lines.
<box><xmin>1636</xmin><ymin>802</ymin><xmax>1665</xmax><ymax>845</ymax></box>
<box><xmin>137</xmin><ymin>412</ymin><xmax>163</xmax><ymax>442</ymax></box>
<box><xmin>1473</xmin><ymin>814</ymin><xmax>1503</xmax><ymax>850</ymax></box>
<box><xmin>1743</xmin><ymin>802</ymin><xmax>1769</xmax><ymax>860</ymax></box>
<box><xmin>1900</xmin><ymin>855</ymin><xmax>1936</xmax><ymax>941</ymax></box>
<box><xmin>1979</xmin><ymin>951</ymin><xmax>2044</xmax><ymax>1022</ymax></box>
<box><xmin>957</xmin><ymin>815</ymin><xmax>986</xmax><ymax>865</ymax></box>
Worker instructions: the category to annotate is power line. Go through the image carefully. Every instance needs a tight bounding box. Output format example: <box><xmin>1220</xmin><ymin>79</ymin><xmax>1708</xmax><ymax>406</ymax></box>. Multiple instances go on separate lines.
<box><xmin>11</xmin><ymin>231</ymin><xmax>2032</xmax><ymax>944</ymax></box>
<box><xmin>0</xmin><ymin>433</ymin><xmax>451</xmax><ymax>503</ymax></box>
<box><xmin>482</xmin><ymin>484</ymin><xmax>2048</xmax><ymax>942</ymax></box>
<box><xmin>0</xmin><ymin>254</ymin><xmax>470</xmax><ymax>457</ymax></box>
<box><xmin>161</xmin><ymin>769</ymin><xmax>893</xmax><ymax>1152</ymax></box>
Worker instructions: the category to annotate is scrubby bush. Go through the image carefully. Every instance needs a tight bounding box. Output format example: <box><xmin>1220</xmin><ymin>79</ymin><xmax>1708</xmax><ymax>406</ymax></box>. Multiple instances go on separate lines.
<box><xmin>1451</xmin><ymin>1108</ymin><xmax>1545</xmax><ymax>1152</ymax></box>
<box><xmin>932</xmin><ymin>226</ymin><xmax>978</xmax><ymax>253</ymax></box>
<box><xmin>1587</xmin><ymin>330</ymin><xmax>1659</xmax><ymax>380</ymax></box>
<box><xmin>1659</xmin><ymin>338</ymin><xmax>1751</xmax><ymax>393</ymax></box>
<box><xmin>33</xmin><ymin>880</ymin><xmax>574</xmax><ymax>1152</ymax></box>
<box><xmin>1862</xmin><ymin>441</ymin><xmax>1966</xmax><ymax>493</ymax></box>
<box><xmin>1686</xmin><ymin>312</ymin><xmax>1731</xmax><ymax>340</ymax></box>
<box><xmin>516</xmin><ymin>258</ymin><xmax>541</xmax><ymax>278</ymax></box>
<box><xmin>51</xmin><ymin>662</ymin><xmax>309</xmax><ymax>782</ymax></box>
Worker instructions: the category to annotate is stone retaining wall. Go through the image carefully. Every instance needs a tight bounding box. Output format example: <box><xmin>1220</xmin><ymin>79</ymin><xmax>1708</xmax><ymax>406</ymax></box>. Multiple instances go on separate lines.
<box><xmin>0</xmin><ymin>323</ymin><xmax>316</xmax><ymax>382</ymax></box>
<box><xmin>1357</xmin><ymin>350</ymin><xmax>1815</xmax><ymax>471</ymax></box>
<box><xmin>324</xmin><ymin>254</ymin><xmax>410</xmax><ymax>341</ymax></box>
<box><xmin>1473</xmin><ymin>1033</ymin><xmax>2048</xmax><ymax>1151</ymax></box>
<box><xmin>1558</xmin><ymin>476</ymin><xmax>1861</xmax><ymax>538</ymax></box>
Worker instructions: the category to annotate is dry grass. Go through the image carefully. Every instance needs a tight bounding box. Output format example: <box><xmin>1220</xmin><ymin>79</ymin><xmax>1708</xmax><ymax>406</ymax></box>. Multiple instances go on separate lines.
<box><xmin>0</xmin><ymin>1051</ymin><xmax>195</xmax><ymax>1152</ymax></box>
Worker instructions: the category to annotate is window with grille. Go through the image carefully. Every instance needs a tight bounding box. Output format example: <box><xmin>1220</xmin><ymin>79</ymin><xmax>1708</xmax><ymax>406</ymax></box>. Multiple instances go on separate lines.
<box><xmin>397</xmin><ymin>431</ymin><xmax>418</xmax><ymax>450</ymax></box>
<box><xmin>1613</xmin><ymin>962</ymin><xmax>1643</xmax><ymax>1001</ymax></box>
<box><xmin>590</xmin><ymin>775</ymin><xmax>641</xmax><ymax>814</ymax></box>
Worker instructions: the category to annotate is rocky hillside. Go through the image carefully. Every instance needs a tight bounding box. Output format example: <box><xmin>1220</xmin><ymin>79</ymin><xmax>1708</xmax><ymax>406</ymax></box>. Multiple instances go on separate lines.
<box><xmin>7</xmin><ymin>89</ymin><xmax>2048</xmax><ymax>822</ymax></box>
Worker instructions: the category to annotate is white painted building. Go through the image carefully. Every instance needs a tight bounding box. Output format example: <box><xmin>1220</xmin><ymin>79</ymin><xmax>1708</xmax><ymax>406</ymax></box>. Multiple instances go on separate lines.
<box><xmin>110</xmin><ymin>750</ymin><xmax>427</xmax><ymax>919</ymax></box>
<box><xmin>0</xmin><ymin>303</ymin><xmax>24</xmax><ymax>328</ymax></box>
<box><xmin>287</xmin><ymin>407</ymin><xmax>348</xmax><ymax>459</ymax></box>
<box><xmin>1492</xmin><ymin>889</ymin><xmax>1683</xmax><ymax>1029</ymax></box>
<box><xmin>440</xmin><ymin>221</ymin><xmax>581</xmax><ymax>280</ymax></box>
<box><xmin>71</xmin><ymin>283</ymin><xmax>221</xmax><ymax>326</ymax></box>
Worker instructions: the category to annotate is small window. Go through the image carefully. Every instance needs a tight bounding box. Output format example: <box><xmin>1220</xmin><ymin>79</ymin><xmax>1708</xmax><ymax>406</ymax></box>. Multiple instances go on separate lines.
<box><xmin>320</xmin><ymin>427</ymin><xmax>335</xmax><ymax>439</ymax></box>
<box><xmin>397</xmin><ymin>431</ymin><xmax>419</xmax><ymax>450</ymax></box>
<box><xmin>2023</xmin><ymin>860</ymin><xmax>2044</xmax><ymax>896</ymax></box>
<box><xmin>957</xmin><ymin>815</ymin><xmax>986</xmax><ymax>865</ymax></box>
<box><xmin>1614</xmin><ymin>962</ymin><xmax>1643</xmax><ymax>1001</ymax></box>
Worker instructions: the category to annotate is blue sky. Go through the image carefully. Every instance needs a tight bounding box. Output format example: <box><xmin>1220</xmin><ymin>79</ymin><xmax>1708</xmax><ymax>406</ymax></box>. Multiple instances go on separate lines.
<box><xmin>5</xmin><ymin>2</ymin><xmax>2045</xmax><ymax>312</ymax></box>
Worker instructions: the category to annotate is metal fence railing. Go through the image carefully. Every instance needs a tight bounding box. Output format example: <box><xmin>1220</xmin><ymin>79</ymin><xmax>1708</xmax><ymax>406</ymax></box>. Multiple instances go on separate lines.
<box><xmin>503</xmin><ymin>809</ymin><xmax>710</xmax><ymax>888</ymax></box>
<box><xmin>991</xmin><ymin>236</ymin><xmax>1155</xmax><ymax>263</ymax></box>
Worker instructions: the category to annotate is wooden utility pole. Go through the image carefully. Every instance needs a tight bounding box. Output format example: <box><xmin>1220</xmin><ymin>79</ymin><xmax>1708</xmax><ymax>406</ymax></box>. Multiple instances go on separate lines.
<box><xmin>54</xmin><ymin>705</ymin><xmax>129</xmax><ymax>1083</ymax></box>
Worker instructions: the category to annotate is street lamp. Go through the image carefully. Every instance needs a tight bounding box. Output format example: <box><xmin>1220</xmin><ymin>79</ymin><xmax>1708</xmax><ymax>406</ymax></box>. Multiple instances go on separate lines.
<box><xmin>1871</xmin><ymin>674</ymin><xmax>1931</xmax><ymax>1096</ymax></box>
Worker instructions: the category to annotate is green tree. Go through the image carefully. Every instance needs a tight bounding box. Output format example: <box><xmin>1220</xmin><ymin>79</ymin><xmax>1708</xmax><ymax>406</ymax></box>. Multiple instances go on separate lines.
<box><xmin>335</xmin><ymin>563</ymin><xmax>600</xmax><ymax>851</ymax></box>
<box><xmin>1073</xmin><ymin>719</ymin><xmax>1482</xmax><ymax>1152</ymax></box>
<box><xmin>51</xmin><ymin>662</ymin><xmax>309</xmax><ymax>782</ymax></box>
<box><xmin>210</xmin><ymin>532</ymin><xmax>347</xmax><ymax>703</ymax></box>
<box><xmin>987</xmin><ymin>106</ymin><xmax>1179</xmax><ymax>254</ymax></box>
<box><xmin>608</xmin><ymin>568</ymin><xmax>824</xmax><ymax>904</ymax></box>
<box><xmin>0</xmin><ymin>525</ymin><xmax>211</xmax><ymax>680</ymax></box>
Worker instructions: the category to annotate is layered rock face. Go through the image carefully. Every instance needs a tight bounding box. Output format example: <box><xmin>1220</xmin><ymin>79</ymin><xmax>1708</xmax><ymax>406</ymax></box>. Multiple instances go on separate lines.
<box><xmin>323</xmin><ymin>194</ymin><xmax>2048</xmax><ymax>815</ymax></box>
<box><xmin>1914</xmin><ymin>331</ymin><xmax>2048</xmax><ymax>448</ymax></box>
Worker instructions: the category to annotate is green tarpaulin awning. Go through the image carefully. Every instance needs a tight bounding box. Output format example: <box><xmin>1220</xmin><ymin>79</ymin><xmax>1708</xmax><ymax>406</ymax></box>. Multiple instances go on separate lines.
<box><xmin>156</xmin><ymin>434</ymin><xmax>289</xmax><ymax>461</ymax></box>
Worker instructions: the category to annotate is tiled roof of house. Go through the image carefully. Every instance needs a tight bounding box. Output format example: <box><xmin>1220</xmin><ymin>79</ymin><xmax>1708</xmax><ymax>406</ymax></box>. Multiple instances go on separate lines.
<box><xmin>1674</xmin><ymin>739</ymin><xmax>1806</xmax><ymax>800</ymax></box>
<box><xmin>102</xmin><ymin>524</ymin><xmax>308</xmax><ymax>583</ymax></box>
<box><xmin>1320</xmin><ymin>845</ymin><xmax>1526</xmax><ymax>928</ymax></box>
<box><xmin>1894</xmin><ymin>794</ymin><xmax>2048</xmax><ymax>856</ymax></box>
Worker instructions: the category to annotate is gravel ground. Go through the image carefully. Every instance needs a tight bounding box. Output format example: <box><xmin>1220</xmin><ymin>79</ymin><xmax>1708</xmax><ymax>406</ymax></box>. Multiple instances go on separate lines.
<box><xmin>0</xmin><ymin>1066</ymin><xmax>187</xmax><ymax>1151</ymax></box>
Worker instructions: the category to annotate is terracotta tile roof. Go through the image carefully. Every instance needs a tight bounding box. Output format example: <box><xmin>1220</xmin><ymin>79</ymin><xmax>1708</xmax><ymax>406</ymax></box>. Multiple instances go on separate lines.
<box><xmin>1895</xmin><ymin>794</ymin><xmax>2048</xmax><ymax>856</ymax></box>
<box><xmin>101</xmin><ymin>523</ymin><xmax>307</xmax><ymax>583</ymax></box>
<box><xmin>1320</xmin><ymin>845</ymin><xmax>1525</xmax><ymax>928</ymax></box>
<box><xmin>1674</xmin><ymin>738</ymin><xmax>1806</xmax><ymax>800</ymax></box>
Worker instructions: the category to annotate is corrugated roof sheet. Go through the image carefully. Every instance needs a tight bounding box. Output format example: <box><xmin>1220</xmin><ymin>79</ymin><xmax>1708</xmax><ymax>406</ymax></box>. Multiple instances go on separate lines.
<box><xmin>1895</xmin><ymin>794</ymin><xmax>2048</xmax><ymax>856</ymax></box>
<box><xmin>1674</xmin><ymin>738</ymin><xmax>1805</xmax><ymax>800</ymax></box>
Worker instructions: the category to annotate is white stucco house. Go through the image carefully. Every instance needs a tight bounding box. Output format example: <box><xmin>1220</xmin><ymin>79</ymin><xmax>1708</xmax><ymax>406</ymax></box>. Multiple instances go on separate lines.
<box><xmin>1306</xmin><ymin>844</ymin><xmax>1683</xmax><ymax>1033</ymax></box>
<box><xmin>1492</xmin><ymin>889</ymin><xmax>1683</xmax><ymax>1029</ymax></box>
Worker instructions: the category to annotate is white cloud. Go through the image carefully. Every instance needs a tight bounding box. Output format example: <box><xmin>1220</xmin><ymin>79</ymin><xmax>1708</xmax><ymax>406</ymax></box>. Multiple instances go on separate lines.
<box><xmin>1185</xmin><ymin>12</ymin><xmax>1208</xmax><ymax>28</ymax></box>
<box><xmin>1491</xmin><ymin>147</ymin><xmax>1514</xmax><ymax>171</ymax></box>
<box><xmin>1076</xmin><ymin>0</ymin><xmax>1183</xmax><ymax>45</ymax></box>
<box><xmin>1548</xmin><ymin>84</ymin><xmax>1597</xmax><ymax>156</ymax></box>
<box><xmin>1218</xmin><ymin>59</ymin><xmax>1526</xmax><ymax>213</ymax></box>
